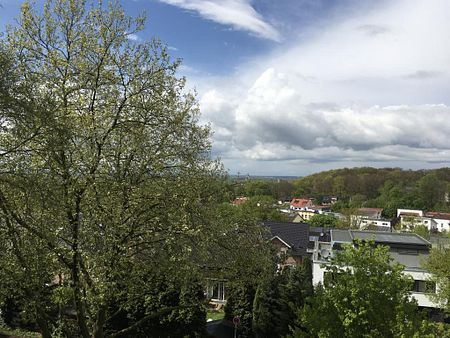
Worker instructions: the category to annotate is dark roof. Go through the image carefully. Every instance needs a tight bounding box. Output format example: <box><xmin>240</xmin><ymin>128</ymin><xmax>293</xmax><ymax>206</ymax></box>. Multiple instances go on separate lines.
<box><xmin>309</xmin><ymin>227</ymin><xmax>331</xmax><ymax>242</ymax></box>
<box><xmin>262</xmin><ymin>221</ymin><xmax>309</xmax><ymax>257</ymax></box>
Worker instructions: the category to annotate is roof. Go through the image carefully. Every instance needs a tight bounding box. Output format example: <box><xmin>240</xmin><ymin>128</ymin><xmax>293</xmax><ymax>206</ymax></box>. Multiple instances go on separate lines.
<box><xmin>356</xmin><ymin>208</ymin><xmax>383</xmax><ymax>217</ymax></box>
<box><xmin>330</xmin><ymin>229</ymin><xmax>431</xmax><ymax>247</ymax></box>
<box><xmin>309</xmin><ymin>227</ymin><xmax>331</xmax><ymax>242</ymax></box>
<box><xmin>290</xmin><ymin>198</ymin><xmax>312</xmax><ymax>208</ymax></box>
<box><xmin>425</xmin><ymin>212</ymin><xmax>450</xmax><ymax>221</ymax></box>
<box><xmin>231</xmin><ymin>197</ymin><xmax>247</xmax><ymax>206</ymax></box>
<box><xmin>331</xmin><ymin>229</ymin><xmax>353</xmax><ymax>243</ymax></box>
<box><xmin>262</xmin><ymin>221</ymin><xmax>309</xmax><ymax>257</ymax></box>
<box><xmin>350</xmin><ymin>231</ymin><xmax>430</xmax><ymax>246</ymax></box>
<box><xmin>399</xmin><ymin>212</ymin><xmax>422</xmax><ymax>217</ymax></box>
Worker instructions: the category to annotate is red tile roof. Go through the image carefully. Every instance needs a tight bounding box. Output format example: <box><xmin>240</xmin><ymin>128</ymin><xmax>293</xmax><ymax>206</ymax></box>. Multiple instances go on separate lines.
<box><xmin>290</xmin><ymin>198</ymin><xmax>312</xmax><ymax>208</ymax></box>
<box><xmin>425</xmin><ymin>212</ymin><xmax>450</xmax><ymax>221</ymax></box>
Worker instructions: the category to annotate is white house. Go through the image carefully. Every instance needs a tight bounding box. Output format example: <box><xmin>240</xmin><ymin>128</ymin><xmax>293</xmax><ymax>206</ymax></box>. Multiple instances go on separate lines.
<box><xmin>359</xmin><ymin>218</ymin><xmax>391</xmax><ymax>230</ymax></box>
<box><xmin>311</xmin><ymin>229</ymin><xmax>440</xmax><ymax>309</ymax></box>
<box><xmin>424</xmin><ymin>212</ymin><xmax>450</xmax><ymax>232</ymax></box>
<box><xmin>398</xmin><ymin>209</ymin><xmax>450</xmax><ymax>233</ymax></box>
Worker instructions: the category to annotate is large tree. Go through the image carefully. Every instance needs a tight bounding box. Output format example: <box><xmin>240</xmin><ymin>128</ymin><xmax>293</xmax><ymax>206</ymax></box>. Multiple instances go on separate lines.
<box><xmin>0</xmin><ymin>1</ymin><xmax>268</xmax><ymax>337</ymax></box>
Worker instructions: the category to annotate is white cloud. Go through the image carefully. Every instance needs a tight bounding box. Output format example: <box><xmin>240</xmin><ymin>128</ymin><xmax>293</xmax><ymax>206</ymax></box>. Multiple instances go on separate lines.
<box><xmin>127</xmin><ymin>33</ymin><xmax>140</xmax><ymax>41</ymax></box>
<box><xmin>193</xmin><ymin>0</ymin><xmax>450</xmax><ymax>175</ymax></box>
<box><xmin>158</xmin><ymin>0</ymin><xmax>280</xmax><ymax>41</ymax></box>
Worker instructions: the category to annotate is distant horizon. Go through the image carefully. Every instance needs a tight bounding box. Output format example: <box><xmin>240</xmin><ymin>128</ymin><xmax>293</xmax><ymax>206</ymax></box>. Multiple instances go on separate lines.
<box><xmin>226</xmin><ymin>164</ymin><xmax>450</xmax><ymax>178</ymax></box>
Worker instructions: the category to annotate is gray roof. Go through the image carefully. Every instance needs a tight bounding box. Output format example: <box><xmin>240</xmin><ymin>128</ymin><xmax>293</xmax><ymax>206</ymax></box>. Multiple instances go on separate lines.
<box><xmin>350</xmin><ymin>231</ymin><xmax>430</xmax><ymax>246</ymax></box>
<box><xmin>330</xmin><ymin>229</ymin><xmax>431</xmax><ymax>247</ymax></box>
<box><xmin>331</xmin><ymin>229</ymin><xmax>352</xmax><ymax>243</ymax></box>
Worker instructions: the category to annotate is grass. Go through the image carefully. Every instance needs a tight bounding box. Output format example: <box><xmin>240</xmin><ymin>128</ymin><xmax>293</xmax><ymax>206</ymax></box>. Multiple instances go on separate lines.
<box><xmin>206</xmin><ymin>309</ymin><xmax>225</xmax><ymax>322</ymax></box>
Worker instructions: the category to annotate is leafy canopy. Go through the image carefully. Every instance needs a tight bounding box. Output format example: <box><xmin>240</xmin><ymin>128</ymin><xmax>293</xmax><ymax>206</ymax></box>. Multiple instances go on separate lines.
<box><xmin>0</xmin><ymin>1</ymin><xmax>272</xmax><ymax>337</ymax></box>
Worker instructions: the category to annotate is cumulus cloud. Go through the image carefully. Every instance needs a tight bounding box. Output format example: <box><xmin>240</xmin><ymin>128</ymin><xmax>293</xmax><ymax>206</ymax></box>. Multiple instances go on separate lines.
<box><xmin>202</xmin><ymin>68</ymin><xmax>450</xmax><ymax>159</ymax></box>
<box><xmin>158</xmin><ymin>0</ymin><xmax>280</xmax><ymax>41</ymax></box>
<box><xmin>193</xmin><ymin>0</ymin><xmax>450</xmax><ymax>174</ymax></box>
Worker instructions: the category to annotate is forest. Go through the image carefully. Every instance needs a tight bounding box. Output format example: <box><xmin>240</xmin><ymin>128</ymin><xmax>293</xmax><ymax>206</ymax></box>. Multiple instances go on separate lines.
<box><xmin>232</xmin><ymin>167</ymin><xmax>450</xmax><ymax>218</ymax></box>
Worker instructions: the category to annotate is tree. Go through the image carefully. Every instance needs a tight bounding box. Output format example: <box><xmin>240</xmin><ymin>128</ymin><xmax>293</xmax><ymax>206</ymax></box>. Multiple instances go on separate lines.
<box><xmin>309</xmin><ymin>214</ymin><xmax>338</xmax><ymax>228</ymax></box>
<box><xmin>253</xmin><ymin>262</ymin><xmax>313</xmax><ymax>338</ymax></box>
<box><xmin>424</xmin><ymin>247</ymin><xmax>450</xmax><ymax>314</ymax></box>
<box><xmin>0</xmin><ymin>1</ymin><xmax>264</xmax><ymax>337</ymax></box>
<box><xmin>416</xmin><ymin>173</ymin><xmax>446</xmax><ymax>210</ymax></box>
<box><xmin>291</xmin><ymin>240</ymin><xmax>424</xmax><ymax>337</ymax></box>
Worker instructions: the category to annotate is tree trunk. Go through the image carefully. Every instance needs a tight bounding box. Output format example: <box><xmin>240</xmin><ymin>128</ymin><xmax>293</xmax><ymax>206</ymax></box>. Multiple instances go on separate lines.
<box><xmin>93</xmin><ymin>307</ymin><xmax>106</xmax><ymax>338</ymax></box>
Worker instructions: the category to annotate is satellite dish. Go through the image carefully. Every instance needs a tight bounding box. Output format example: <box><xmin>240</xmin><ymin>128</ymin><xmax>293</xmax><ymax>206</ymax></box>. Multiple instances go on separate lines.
<box><xmin>320</xmin><ymin>249</ymin><xmax>330</xmax><ymax>259</ymax></box>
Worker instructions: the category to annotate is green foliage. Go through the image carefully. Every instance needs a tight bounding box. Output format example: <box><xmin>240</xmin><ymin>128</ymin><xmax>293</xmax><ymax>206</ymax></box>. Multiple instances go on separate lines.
<box><xmin>291</xmin><ymin>240</ymin><xmax>423</xmax><ymax>337</ymax></box>
<box><xmin>253</xmin><ymin>262</ymin><xmax>313</xmax><ymax>338</ymax></box>
<box><xmin>293</xmin><ymin>167</ymin><xmax>450</xmax><ymax>213</ymax></box>
<box><xmin>309</xmin><ymin>214</ymin><xmax>338</xmax><ymax>228</ymax></box>
<box><xmin>225</xmin><ymin>195</ymin><xmax>288</xmax><ymax>222</ymax></box>
<box><xmin>424</xmin><ymin>247</ymin><xmax>450</xmax><ymax>313</ymax></box>
<box><xmin>0</xmin><ymin>1</ymin><xmax>273</xmax><ymax>337</ymax></box>
<box><xmin>233</xmin><ymin>179</ymin><xmax>295</xmax><ymax>201</ymax></box>
<box><xmin>411</xmin><ymin>224</ymin><xmax>430</xmax><ymax>240</ymax></box>
<box><xmin>224</xmin><ymin>281</ymin><xmax>256</xmax><ymax>338</ymax></box>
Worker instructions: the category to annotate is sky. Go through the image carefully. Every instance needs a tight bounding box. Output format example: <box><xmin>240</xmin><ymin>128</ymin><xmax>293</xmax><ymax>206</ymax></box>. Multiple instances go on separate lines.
<box><xmin>1</xmin><ymin>0</ymin><xmax>450</xmax><ymax>176</ymax></box>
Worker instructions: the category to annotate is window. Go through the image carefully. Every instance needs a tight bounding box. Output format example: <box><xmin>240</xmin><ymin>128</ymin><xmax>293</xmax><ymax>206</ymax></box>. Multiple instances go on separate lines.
<box><xmin>412</xmin><ymin>280</ymin><xmax>436</xmax><ymax>293</ymax></box>
<box><xmin>207</xmin><ymin>280</ymin><xmax>226</xmax><ymax>302</ymax></box>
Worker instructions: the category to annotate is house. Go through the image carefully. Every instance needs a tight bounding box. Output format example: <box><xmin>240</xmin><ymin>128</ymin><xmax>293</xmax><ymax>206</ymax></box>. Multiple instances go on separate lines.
<box><xmin>424</xmin><ymin>212</ymin><xmax>450</xmax><ymax>232</ymax></box>
<box><xmin>398</xmin><ymin>209</ymin><xmax>425</xmax><ymax>230</ymax></box>
<box><xmin>356</xmin><ymin>207</ymin><xmax>383</xmax><ymax>219</ymax></box>
<box><xmin>289</xmin><ymin>198</ymin><xmax>314</xmax><ymax>211</ymax></box>
<box><xmin>359</xmin><ymin>218</ymin><xmax>392</xmax><ymax>230</ymax></box>
<box><xmin>293</xmin><ymin>210</ymin><xmax>318</xmax><ymax>222</ymax></box>
<box><xmin>350</xmin><ymin>208</ymin><xmax>384</xmax><ymax>228</ymax></box>
<box><xmin>311</xmin><ymin>205</ymin><xmax>331</xmax><ymax>213</ymax></box>
<box><xmin>263</xmin><ymin>221</ymin><xmax>310</xmax><ymax>267</ymax></box>
<box><xmin>231</xmin><ymin>197</ymin><xmax>247</xmax><ymax>206</ymax></box>
<box><xmin>311</xmin><ymin>229</ymin><xmax>439</xmax><ymax>309</ymax></box>
<box><xmin>321</xmin><ymin>196</ymin><xmax>338</xmax><ymax>206</ymax></box>
<box><xmin>398</xmin><ymin>209</ymin><xmax>450</xmax><ymax>233</ymax></box>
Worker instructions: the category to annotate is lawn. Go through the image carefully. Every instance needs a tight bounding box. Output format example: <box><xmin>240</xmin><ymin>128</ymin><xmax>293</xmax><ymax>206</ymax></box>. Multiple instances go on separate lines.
<box><xmin>206</xmin><ymin>310</ymin><xmax>225</xmax><ymax>321</ymax></box>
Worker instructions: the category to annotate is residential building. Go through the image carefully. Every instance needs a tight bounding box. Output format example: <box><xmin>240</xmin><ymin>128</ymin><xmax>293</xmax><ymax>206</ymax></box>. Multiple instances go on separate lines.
<box><xmin>289</xmin><ymin>198</ymin><xmax>314</xmax><ymax>211</ymax></box>
<box><xmin>311</xmin><ymin>229</ymin><xmax>439</xmax><ymax>309</ymax></box>
<box><xmin>356</xmin><ymin>207</ymin><xmax>383</xmax><ymax>219</ymax></box>
<box><xmin>398</xmin><ymin>209</ymin><xmax>450</xmax><ymax>233</ymax></box>
<box><xmin>350</xmin><ymin>207</ymin><xmax>384</xmax><ymax>228</ymax></box>
<box><xmin>263</xmin><ymin>221</ymin><xmax>310</xmax><ymax>267</ymax></box>
<box><xmin>359</xmin><ymin>218</ymin><xmax>392</xmax><ymax>230</ymax></box>
<box><xmin>424</xmin><ymin>212</ymin><xmax>450</xmax><ymax>232</ymax></box>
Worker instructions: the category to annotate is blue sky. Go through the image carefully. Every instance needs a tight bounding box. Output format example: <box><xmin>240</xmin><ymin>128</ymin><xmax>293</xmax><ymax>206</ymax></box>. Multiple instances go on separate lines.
<box><xmin>1</xmin><ymin>0</ymin><xmax>450</xmax><ymax>176</ymax></box>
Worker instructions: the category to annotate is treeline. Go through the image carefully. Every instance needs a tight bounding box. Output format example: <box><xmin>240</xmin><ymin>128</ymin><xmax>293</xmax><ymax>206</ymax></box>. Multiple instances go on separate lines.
<box><xmin>229</xmin><ymin>168</ymin><xmax>450</xmax><ymax>218</ymax></box>
<box><xmin>294</xmin><ymin>167</ymin><xmax>450</xmax><ymax>217</ymax></box>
